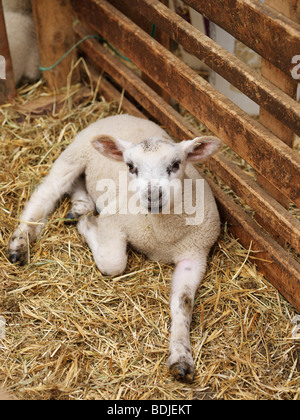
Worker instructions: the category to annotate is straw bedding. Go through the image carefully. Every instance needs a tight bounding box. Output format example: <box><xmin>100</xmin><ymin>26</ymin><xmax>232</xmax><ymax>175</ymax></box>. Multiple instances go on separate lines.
<box><xmin>0</xmin><ymin>79</ymin><xmax>299</xmax><ymax>400</ymax></box>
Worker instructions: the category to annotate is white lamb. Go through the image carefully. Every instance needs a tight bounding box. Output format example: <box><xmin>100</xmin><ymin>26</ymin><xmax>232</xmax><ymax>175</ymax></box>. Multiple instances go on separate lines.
<box><xmin>3</xmin><ymin>10</ymin><xmax>40</xmax><ymax>85</ymax></box>
<box><xmin>8</xmin><ymin>114</ymin><xmax>221</xmax><ymax>382</ymax></box>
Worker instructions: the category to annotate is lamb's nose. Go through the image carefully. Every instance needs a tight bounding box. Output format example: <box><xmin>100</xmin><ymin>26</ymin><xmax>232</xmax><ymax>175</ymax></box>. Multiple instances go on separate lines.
<box><xmin>147</xmin><ymin>186</ymin><xmax>163</xmax><ymax>201</ymax></box>
<box><xmin>148</xmin><ymin>187</ymin><xmax>163</xmax><ymax>212</ymax></box>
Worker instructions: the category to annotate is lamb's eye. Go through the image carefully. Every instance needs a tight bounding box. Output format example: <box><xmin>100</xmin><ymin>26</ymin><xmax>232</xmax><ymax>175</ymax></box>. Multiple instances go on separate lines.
<box><xmin>167</xmin><ymin>160</ymin><xmax>181</xmax><ymax>175</ymax></box>
<box><xmin>172</xmin><ymin>161</ymin><xmax>180</xmax><ymax>171</ymax></box>
<box><xmin>127</xmin><ymin>162</ymin><xmax>138</xmax><ymax>175</ymax></box>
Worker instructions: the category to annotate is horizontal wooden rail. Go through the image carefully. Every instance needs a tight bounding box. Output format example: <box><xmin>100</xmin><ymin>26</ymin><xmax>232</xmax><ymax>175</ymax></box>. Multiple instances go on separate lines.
<box><xmin>72</xmin><ymin>0</ymin><xmax>300</xmax><ymax>207</ymax></box>
<box><xmin>76</xmin><ymin>30</ymin><xmax>300</xmax><ymax>312</ymax></box>
<box><xmin>209</xmin><ymin>181</ymin><xmax>300</xmax><ymax>313</ymax></box>
<box><xmin>75</xmin><ymin>25</ymin><xmax>196</xmax><ymax>141</ymax></box>
<box><xmin>111</xmin><ymin>0</ymin><xmax>300</xmax><ymax>137</ymax></box>
<box><xmin>207</xmin><ymin>155</ymin><xmax>300</xmax><ymax>253</ymax></box>
<box><xmin>184</xmin><ymin>0</ymin><xmax>300</xmax><ymax>77</ymax></box>
<box><xmin>75</xmin><ymin>23</ymin><xmax>300</xmax><ymax>254</ymax></box>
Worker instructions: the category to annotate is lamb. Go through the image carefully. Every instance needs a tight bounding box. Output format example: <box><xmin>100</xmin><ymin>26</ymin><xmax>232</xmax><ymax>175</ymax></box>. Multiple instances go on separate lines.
<box><xmin>3</xmin><ymin>10</ymin><xmax>40</xmax><ymax>85</ymax></box>
<box><xmin>8</xmin><ymin>114</ymin><xmax>221</xmax><ymax>382</ymax></box>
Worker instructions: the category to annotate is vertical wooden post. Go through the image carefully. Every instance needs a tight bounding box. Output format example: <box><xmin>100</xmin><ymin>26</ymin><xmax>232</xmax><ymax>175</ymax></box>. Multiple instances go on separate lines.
<box><xmin>31</xmin><ymin>0</ymin><xmax>79</xmax><ymax>91</ymax></box>
<box><xmin>258</xmin><ymin>0</ymin><xmax>299</xmax><ymax>210</ymax></box>
<box><xmin>0</xmin><ymin>0</ymin><xmax>15</xmax><ymax>104</ymax></box>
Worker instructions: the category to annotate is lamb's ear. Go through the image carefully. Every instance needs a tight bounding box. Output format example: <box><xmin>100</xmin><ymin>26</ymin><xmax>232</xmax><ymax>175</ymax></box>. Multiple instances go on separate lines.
<box><xmin>182</xmin><ymin>136</ymin><xmax>221</xmax><ymax>162</ymax></box>
<box><xmin>91</xmin><ymin>135</ymin><xmax>133</xmax><ymax>161</ymax></box>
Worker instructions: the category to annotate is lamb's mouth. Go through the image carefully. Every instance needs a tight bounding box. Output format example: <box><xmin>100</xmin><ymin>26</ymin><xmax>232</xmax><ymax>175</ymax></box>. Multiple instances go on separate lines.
<box><xmin>147</xmin><ymin>195</ymin><xmax>167</xmax><ymax>213</ymax></box>
<box><xmin>147</xmin><ymin>185</ymin><xmax>164</xmax><ymax>213</ymax></box>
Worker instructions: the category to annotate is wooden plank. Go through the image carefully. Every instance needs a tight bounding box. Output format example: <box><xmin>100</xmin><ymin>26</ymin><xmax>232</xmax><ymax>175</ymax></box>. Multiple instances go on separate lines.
<box><xmin>269</xmin><ymin>0</ymin><xmax>300</xmax><ymax>19</ymax></box>
<box><xmin>74</xmin><ymin>23</ymin><xmax>209</xmax><ymax>140</ymax></box>
<box><xmin>109</xmin><ymin>0</ymin><xmax>171</xmax><ymax>102</ymax></box>
<box><xmin>183</xmin><ymin>0</ymin><xmax>300</xmax><ymax>77</ymax></box>
<box><xmin>207</xmin><ymin>155</ymin><xmax>300</xmax><ymax>253</ymax></box>
<box><xmin>31</xmin><ymin>0</ymin><xmax>79</xmax><ymax>90</ymax></box>
<box><xmin>260</xmin><ymin>62</ymin><xmax>297</xmax><ymax>148</ymax></box>
<box><xmin>0</xmin><ymin>0</ymin><xmax>15</xmax><ymax>103</ymax></box>
<box><xmin>75</xmin><ymin>25</ymin><xmax>300</xmax><ymax>254</ymax></box>
<box><xmin>257</xmin><ymin>0</ymin><xmax>300</xmax><ymax>210</ymax></box>
<box><xmin>208</xmin><ymin>179</ymin><xmax>300</xmax><ymax>313</ymax></box>
<box><xmin>119</xmin><ymin>0</ymin><xmax>300</xmax><ymax>137</ymax></box>
<box><xmin>72</xmin><ymin>0</ymin><xmax>300</xmax><ymax>207</ymax></box>
<box><xmin>141</xmin><ymin>0</ymin><xmax>170</xmax><ymax>104</ymax></box>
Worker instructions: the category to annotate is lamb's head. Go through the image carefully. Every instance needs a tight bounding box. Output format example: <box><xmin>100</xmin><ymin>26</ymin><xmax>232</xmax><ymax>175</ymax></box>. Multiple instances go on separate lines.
<box><xmin>92</xmin><ymin>134</ymin><xmax>220</xmax><ymax>213</ymax></box>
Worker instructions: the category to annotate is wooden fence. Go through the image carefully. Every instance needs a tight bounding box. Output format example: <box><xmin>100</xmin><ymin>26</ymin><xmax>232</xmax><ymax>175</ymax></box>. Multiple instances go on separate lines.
<box><xmin>1</xmin><ymin>0</ymin><xmax>300</xmax><ymax>311</ymax></box>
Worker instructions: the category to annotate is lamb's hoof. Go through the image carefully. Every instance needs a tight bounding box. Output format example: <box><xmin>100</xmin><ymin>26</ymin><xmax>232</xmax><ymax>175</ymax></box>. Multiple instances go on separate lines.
<box><xmin>169</xmin><ymin>362</ymin><xmax>194</xmax><ymax>383</ymax></box>
<box><xmin>8</xmin><ymin>251</ymin><xmax>26</xmax><ymax>266</ymax></box>
<box><xmin>8</xmin><ymin>235</ymin><xmax>28</xmax><ymax>266</ymax></box>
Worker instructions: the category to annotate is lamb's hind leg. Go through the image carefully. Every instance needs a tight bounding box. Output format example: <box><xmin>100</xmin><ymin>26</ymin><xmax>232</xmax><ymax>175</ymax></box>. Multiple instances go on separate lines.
<box><xmin>66</xmin><ymin>175</ymin><xmax>95</xmax><ymax>221</ymax></box>
<box><xmin>8</xmin><ymin>149</ymin><xmax>85</xmax><ymax>265</ymax></box>
<box><xmin>78</xmin><ymin>214</ymin><xmax>127</xmax><ymax>277</ymax></box>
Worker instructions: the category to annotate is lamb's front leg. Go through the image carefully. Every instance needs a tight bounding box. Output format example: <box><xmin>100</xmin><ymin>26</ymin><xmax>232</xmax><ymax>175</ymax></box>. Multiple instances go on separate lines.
<box><xmin>168</xmin><ymin>258</ymin><xmax>207</xmax><ymax>382</ymax></box>
<box><xmin>8</xmin><ymin>152</ymin><xmax>84</xmax><ymax>265</ymax></box>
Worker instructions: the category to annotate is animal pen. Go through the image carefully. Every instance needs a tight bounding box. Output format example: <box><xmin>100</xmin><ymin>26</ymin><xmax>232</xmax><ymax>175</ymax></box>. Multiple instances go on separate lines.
<box><xmin>0</xmin><ymin>0</ymin><xmax>299</xmax><ymax>400</ymax></box>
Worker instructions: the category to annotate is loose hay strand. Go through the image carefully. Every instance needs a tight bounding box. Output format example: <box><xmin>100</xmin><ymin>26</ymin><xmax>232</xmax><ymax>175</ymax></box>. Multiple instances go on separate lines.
<box><xmin>0</xmin><ymin>75</ymin><xmax>299</xmax><ymax>400</ymax></box>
